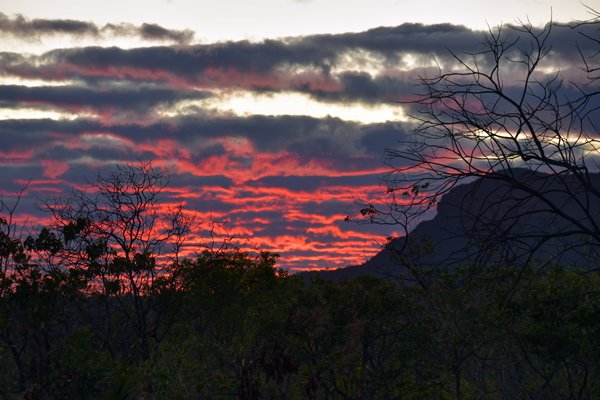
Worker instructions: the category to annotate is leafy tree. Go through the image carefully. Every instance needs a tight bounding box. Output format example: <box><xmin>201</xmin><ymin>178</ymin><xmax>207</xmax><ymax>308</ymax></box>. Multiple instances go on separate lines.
<box><xmin>0</xmin><ymin>223</ymin><xmax>89</xmax><ymax>397</ymax></box>
<box><xmin>44</xmin><ymin>162</ymin><xmax>193</xmax><ymax>361</ymax></box>
<box><xmin>151</xmin><ymin>250</ymin><xmax>303</xmax><ymax>399</ymax></box>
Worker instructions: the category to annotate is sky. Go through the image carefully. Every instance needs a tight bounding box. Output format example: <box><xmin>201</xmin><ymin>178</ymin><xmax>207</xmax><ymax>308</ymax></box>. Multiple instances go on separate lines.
<box><xmin>0</xmin><ymin>0</ymin><xmax>597</xmax><ymax>271</ymax></box>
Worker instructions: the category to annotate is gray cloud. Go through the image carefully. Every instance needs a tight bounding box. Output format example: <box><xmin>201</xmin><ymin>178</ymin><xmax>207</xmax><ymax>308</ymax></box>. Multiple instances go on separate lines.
<box><xmin>0</xmin><ymin>84</ymin><xmax>211</xmax><ymax>112</ymax></box>
<box><xmin>139</xmin><ymin>23</ymin><xmax>193</xmax><ymax>43</ymax></box>
<box><xmin>1</xmin><ymin>22</ymin><xmax>595</xmax><ymax>107</ymax></box>
<box><xmin>0</xmin><ymin>12</ymin><xmax>194</xmax><ymax>43</ymax></box>
<box><xmin>0</xmin><ymin>12</ymin><xmax>99</xmax><ymax>37</ymax></box>
<box><xmin>0</xmin><ymin>114</ymin><xmax>410</xmax><ymax>167</ymax></box>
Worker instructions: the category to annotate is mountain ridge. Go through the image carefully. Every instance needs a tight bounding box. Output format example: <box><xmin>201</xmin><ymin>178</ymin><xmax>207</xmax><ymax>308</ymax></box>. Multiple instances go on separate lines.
<box><xmin>301</xmin><ymin>170</ymin><xmax>600</xmax><ymax>282</ymax></box>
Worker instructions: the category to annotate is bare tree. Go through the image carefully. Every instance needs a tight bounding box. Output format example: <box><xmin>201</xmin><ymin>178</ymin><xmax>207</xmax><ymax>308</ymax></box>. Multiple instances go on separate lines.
<box><xmin>0</xmin><ymin>185</ymin><xmax>28</xmax><ymax>284</ymax></box>
<box><xmin>45</xmin><ymin>161</ymin><xmax>193</xmax><ymax>359</ymax></box>
<box><xmin>374</xmin><ymin>17</ymin><xmax>600</xmax><ymax>270</ymax></box>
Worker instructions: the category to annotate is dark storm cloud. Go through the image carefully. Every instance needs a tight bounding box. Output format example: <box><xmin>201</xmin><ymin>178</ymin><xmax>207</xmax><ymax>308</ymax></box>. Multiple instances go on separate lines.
<box><xmin>0</xmin><ymin>84</ymin><xmax>211</xmax><ymax>111</ymax></box>
<box><xmin>0</xmin><ymin>12</ymin><xmax>194</xmax><ymax>43</ymax></box>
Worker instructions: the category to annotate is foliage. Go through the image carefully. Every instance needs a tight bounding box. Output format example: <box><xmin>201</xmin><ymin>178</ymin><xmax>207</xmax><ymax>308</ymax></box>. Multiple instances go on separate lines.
<box><xmin>3</xmin><ymin>176</ymin><xmax>600</xmax><ymax>398</ymax></box>
<box><xmin>1</xmin><ymin>152</ymin><xmax>600</xmax><ymax>399</ymax></box>
<box><xmin>4</xmin><ymin>228</ymin><xmax>600</xmax><ymax>399</ymax></box>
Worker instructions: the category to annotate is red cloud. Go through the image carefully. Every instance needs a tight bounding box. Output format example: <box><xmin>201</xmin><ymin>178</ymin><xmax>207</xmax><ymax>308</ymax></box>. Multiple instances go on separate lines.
<box><xmin>0</xmin><ymin>149</ymin><xmax>36</xmax><ymax>161</ymax></box>
<box><xmin>40</xmin><ymin>159</ymin><xmax>70</xmax><ymax>179</ymax></box>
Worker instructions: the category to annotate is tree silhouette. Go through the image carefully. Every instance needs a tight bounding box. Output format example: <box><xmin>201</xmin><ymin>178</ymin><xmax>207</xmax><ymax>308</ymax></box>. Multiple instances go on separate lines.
<box><xmin>375</xmin><ymin>17</ymin><xmax>600</xmax><ymax>269</ymax></box>
<box><xmin>44</xmin><ymin>161</ymin><xmax>193</xmax><ymax>359</ymax></box>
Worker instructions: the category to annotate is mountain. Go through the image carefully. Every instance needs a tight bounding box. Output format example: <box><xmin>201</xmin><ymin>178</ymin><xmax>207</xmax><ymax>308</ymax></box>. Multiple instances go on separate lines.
<box><xmin>302</xmin><ymin>170</ymin><xmax>600</xmax><ymax>282</ymax></box>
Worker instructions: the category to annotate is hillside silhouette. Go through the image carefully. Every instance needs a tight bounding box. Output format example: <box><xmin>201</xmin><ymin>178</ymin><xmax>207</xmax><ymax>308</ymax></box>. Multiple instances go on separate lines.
<box><xmin>305</xmin><ymin>170</ymin><xmax>600</xmax><ymax>282</ymax></box>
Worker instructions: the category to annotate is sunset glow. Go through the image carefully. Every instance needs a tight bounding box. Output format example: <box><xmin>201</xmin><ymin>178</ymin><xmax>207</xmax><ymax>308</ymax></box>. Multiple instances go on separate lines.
<box><xmin>0</xmin><ymin>1</ymin><xmax>594</xmax><ymax>271</ymax></box>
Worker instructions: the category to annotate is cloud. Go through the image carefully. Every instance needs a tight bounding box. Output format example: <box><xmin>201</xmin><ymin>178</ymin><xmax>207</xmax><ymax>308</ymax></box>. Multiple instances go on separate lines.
<box><xmin>0</xmin><ymin>12</ymin><xmax>99</xmax><ymax>37</ymax></box>
<box><xmin>1</xmin><ymin>17</ymin><xmax>596</xmax><ymax>271</ymax></box>
<box><xmin>40</xmin><ymin>159</ymin><xmax>69</xmax><ymax>178</ymax></box>
<box><xmin>2</xmin><ymin>22</ymin><xmax>594</xmax><ymax>108</ymax></box>
<box><xmin>139</xmin><ymin>23</ymin><xmax>193</xmax><ymax>43</ymax></box>
<box><xmin>0</xmin><ymin>12</ymin><xmax>194</xmax><ymax>44</ymax></box>
<box><xmin>0</xmin><ymin>114</ymin><xmax>411</xmax><ymax>170</ymax></box>
<box><xmin>0</xmin><ymin>84</ymin><xmax>211</xmax><ymax>113</ymax></box>
<box><xmin>0</xmin><ymin>112</ymin><xmax>401</xmax><ymax>271</ymax></box>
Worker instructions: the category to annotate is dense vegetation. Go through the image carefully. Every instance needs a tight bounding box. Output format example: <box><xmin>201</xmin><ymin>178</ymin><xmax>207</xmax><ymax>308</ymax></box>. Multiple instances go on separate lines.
<box><xmin>2</xmin><ymin>214</ymin><xmax>600</xmax><ymax>399</ymax></box>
